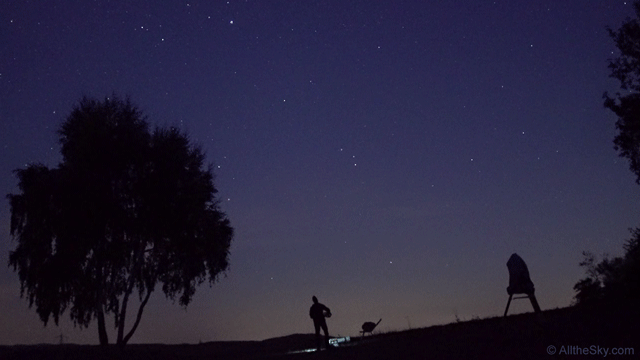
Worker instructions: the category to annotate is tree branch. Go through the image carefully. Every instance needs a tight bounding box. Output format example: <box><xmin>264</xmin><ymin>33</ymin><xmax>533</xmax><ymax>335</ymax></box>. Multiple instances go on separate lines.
<box><xmin>121</xmin><ymin>289</ymin><xmax>152</xmax><ymax>346</ymax></box>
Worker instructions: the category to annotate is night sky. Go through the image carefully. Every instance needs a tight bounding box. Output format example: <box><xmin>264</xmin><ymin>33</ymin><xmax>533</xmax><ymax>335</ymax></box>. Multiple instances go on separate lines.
<box><xmin>1</xmin><ymin>0</ymin><xmax>639</xmax><ymax>345</ymax></box>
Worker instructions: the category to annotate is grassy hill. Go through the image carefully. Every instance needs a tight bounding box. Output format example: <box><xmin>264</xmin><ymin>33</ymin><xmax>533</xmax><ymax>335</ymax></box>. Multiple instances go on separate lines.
<box><xmin>1</xmin><ymin>305</ymin><xmax>638</xmax><ymax>360</ymax></box>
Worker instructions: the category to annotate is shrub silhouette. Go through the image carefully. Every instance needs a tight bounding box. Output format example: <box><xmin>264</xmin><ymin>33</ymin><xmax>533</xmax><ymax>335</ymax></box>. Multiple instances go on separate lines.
<box><xmin>574</xmin><ymin>228</ymin><xmax>640</xmax><ymax>306</ymax></box>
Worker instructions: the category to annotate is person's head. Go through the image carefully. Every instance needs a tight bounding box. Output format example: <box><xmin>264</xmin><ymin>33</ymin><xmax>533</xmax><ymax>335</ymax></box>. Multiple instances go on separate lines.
<box><xmin>312</xmin><ymin>296</ymin><xmax>318</xmax><ymax>303</ymax></box>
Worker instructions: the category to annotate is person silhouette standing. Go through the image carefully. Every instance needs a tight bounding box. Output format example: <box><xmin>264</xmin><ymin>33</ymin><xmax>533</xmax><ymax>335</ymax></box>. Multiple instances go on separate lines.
<box><xmin>309</xmin><ymin>296</ymin><xmax>331</xmax><ymax>350</ymax></box>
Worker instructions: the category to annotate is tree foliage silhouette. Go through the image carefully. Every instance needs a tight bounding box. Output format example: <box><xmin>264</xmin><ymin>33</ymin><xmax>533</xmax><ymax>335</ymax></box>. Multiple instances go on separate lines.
<box><xmin>573</xmin><ymin>228</ymin><xmax>640</xmax><ymax>306</ymax></box>
<box><xmin>576</xmin><ymin>3</ymin><xmax>640</xmax><ymax>307</ymax></box>
<box><xmin>604</xmin><ymin>1</ymin><xmax>640</xmax><ymax>184</ymax></box>
<box><xmin>7</xmin><ymin>96</ymin><xmax>233</xmax><ymax>347</ymax></box>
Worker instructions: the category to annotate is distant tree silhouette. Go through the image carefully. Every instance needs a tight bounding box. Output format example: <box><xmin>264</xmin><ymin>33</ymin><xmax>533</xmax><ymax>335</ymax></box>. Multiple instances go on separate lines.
<box><xmin>578</xmin><ymin>1</ymin><xmax>640</xmax><ymax>308</ymax></box>
<box><xmin>573</xmin><ymin>228</ymin><xmax>640</xmax><ymax>305</ymax></box>
<box><xmin>604</xmin><ymin>1</ymin><xmax>640</xmax><ymax>184</ymax></box>
<box><xmin>7</xmin><ymin>96</ymin><xmax>233</xmax><ymax>347</ymax></box>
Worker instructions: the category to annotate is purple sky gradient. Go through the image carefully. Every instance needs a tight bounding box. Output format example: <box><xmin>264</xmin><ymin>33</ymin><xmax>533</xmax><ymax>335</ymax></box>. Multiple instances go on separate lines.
<box><xmin>1</xmin><ymin>0</ymin><xmax>639</xmax><ymax>345</ymax></box>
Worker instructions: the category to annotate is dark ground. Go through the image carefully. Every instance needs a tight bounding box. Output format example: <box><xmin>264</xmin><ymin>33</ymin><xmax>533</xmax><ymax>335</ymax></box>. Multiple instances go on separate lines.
<box><xmin>1</xmin><ymin>305</ymin><xmax>638</xmax><ymax>360</ymax></box>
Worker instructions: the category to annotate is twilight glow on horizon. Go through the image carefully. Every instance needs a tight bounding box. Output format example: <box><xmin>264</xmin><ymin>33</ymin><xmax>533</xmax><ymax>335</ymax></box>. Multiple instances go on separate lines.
<box><xmin>1</xmin><ymin>0</ymin><xmax>639</xmax><ymax>345</ymax></box>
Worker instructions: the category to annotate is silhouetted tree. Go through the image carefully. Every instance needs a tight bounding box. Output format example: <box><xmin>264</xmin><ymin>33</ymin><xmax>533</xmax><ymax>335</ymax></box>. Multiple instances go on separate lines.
<box><xmin>581</xmin><ymin>1</ymin><xmax>640</xmax><ymax>307</ymax></box>
<box><xmin>7</xmin><ymin>96</ymin><xmax>233</xmax><ymax>347</ymax></box>
<box><xmin>573</xmin><ymin>228</ymin><xmax>640</xmax><ymax>305</ymax></box>
<box><xmin>604</xmin><ymin>1</ymin><xmax>640</xmax><ymax>184</ymax></box>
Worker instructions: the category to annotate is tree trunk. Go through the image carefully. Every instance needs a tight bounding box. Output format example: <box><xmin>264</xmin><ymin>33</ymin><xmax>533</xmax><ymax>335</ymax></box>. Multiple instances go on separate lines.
<box><xmin>119</xmin><ymin>289</ymin><xmax>152</xmax><ymax>347</ymax></box>
<box><xmin>117</xmin><ymin>241</ymin><xmax>146</xmax><ymax>347</ymax></box>
<box><xmin>116</xmin><ymin>277</ymin><xmax>136</xmax><ymax>345</ymax></box>
<box><xmin>116</xmin><ymin>296</ymin><xmax>128</xmax><ymax>346</ymax></box>
<box><xmin>97</xmin><ymin>307</ymin><xmax>109</xmax><ymax>346</ymax></box>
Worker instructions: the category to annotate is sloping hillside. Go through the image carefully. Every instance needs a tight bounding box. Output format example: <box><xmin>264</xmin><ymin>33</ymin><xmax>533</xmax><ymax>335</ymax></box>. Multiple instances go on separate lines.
<box><xmin>1</xmin><ymin>305</ymin><xmax>637</xmax><ymax>360</ymax></box>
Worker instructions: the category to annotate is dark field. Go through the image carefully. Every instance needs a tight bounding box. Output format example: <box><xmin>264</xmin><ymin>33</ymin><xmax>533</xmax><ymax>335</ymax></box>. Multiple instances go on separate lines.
<box><xmin>2</xmin><ymin>305</ymin><xmax>638</xmax><ymax>360</ymax></box>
